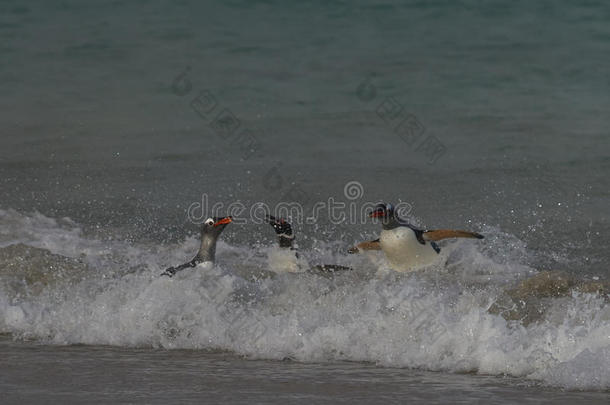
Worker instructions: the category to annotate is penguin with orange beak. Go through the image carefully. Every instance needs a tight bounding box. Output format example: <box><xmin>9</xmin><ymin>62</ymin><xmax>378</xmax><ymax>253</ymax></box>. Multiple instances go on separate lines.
<box><xmin>161</xmin><ymin>216</ymin><xmax>232</xmax><ymax>277</ymax></box>
<box><xmin>350</xmin><ymin>203</ymin><xmax>483</xmax><ymax>272</ymax></box>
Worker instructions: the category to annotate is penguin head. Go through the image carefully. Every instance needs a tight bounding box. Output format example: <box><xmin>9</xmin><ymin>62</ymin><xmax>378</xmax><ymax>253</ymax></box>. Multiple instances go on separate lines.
<box><xmin>369</xmin><ymin>202</ymin><xmax>398</xmax><ymax>228</ymax></box>
<box><xmin>201</xmin><ymin>216</ymin><xmax>232</xmax><ymax>238</ymax></box>
<box><xmin>266</xmin><ymin>215</ymin><xmax>295</xmax><ymax>248</ymax></box>
<box><xmin>369</xmin><ymin>202</ymin><xmax>395</xmax><ymax>219</ymax></box>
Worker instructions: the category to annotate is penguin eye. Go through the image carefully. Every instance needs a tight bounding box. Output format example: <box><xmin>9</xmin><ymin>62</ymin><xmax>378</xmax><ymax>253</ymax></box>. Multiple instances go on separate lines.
<box><xmin>205</xmin><ymin>218</ymin><xmax>214</xmax><ymax>226</ymax></box>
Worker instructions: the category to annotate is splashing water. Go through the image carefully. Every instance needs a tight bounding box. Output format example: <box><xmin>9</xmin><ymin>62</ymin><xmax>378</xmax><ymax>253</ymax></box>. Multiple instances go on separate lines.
<box><xmin>0</xmin><ymin>209</ymin><xmax>608</xmax><ymax>391</ymax></box>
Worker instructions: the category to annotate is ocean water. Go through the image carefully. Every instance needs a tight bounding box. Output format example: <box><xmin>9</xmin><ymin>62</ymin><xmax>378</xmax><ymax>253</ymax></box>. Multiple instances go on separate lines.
<box><xmin>0</xmin><ymin>0</ymin><xmax>609</xmax><ymax>402</ymax></box>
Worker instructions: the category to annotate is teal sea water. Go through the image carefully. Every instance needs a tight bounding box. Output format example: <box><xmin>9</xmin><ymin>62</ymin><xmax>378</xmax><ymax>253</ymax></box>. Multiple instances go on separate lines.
<box><xmin>0</xmin><ymin>1</ymin><xmax>609</xmax><ymax>402</ymax></box>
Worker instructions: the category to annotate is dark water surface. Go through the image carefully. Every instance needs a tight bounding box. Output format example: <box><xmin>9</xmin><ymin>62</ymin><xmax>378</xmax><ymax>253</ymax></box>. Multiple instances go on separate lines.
<box><xmin>1</xmin><ymin>338</ymin><xmax>608</xmax><ymax>404</ymax></box>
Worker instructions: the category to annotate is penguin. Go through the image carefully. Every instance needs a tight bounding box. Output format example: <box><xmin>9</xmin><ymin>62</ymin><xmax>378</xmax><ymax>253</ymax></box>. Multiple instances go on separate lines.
<box><xmin>266</xmin><ymin>215</ymin><xmax>296</xmax><ymax>249</ymax></box>
<box><xmin>265</xmin><ymin>215</ymin><xmax>307</xmax><ymax>273</ymax></box>
<box><xmin>265</xmin><ymin>215</ymin><xmax>352</xmax><ymax>274</ymax></box>
<box><xmin>349</xmin><ymin>202</ymin><xmax>483</xmax><ymax>272</ymax></box>
<box><xmin>161</xmin><ymin>216</ymin><xmax>232</xmax><ymax>277</ymax></box>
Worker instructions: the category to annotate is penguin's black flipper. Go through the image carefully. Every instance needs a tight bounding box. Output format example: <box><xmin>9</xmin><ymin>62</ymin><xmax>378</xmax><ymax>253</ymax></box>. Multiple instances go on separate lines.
<box><xmin>310</xmin><ymin>264</ymin><xmax>353</xmax><ymax>274</ymax></box>
<box><xmin>160</xmin><ymin>267</ymin><xmax>177</xmax><ymax>277</ymax></box>
<box><xmin>160</xmin><ymin>258</ymin><xmax>198</xmax><ymax>277</ymax></box>
<box><xmin>264</xmin><ymin>216</ymin><xmax>351</xmax><ymax>274</ymax></box>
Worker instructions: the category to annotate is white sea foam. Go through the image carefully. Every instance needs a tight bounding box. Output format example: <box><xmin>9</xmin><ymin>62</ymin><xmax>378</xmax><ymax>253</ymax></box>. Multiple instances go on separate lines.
<box><xmin>0</xmin><ymin>209</ymin><xmax>608</xmax><ymax>390</ymax></box>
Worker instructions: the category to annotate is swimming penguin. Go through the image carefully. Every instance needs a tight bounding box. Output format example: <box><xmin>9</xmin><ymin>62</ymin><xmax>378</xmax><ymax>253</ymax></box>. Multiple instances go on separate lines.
<box><xmin>266</xmin><ymin>215</ymin><xmax>296</xmax><ymax>249</ymax></box>
<box><xmin>265</xmin><ymin>215</ymin><xmax>351</xmax><ymax>274</ymax></box>
<box><xmin>161</xmin><ymin>216</ymin><xmax>232</xmax><ymax>277</ymax></box>
<box><xmin>265</xmin><ymin>215</ymin><xmax>307</xmax><ymax>273</ymax></box>
<box><xmin>349</xmin><ymin>203</ymin><xmax>483</xmax><ymax>272</ymax></box>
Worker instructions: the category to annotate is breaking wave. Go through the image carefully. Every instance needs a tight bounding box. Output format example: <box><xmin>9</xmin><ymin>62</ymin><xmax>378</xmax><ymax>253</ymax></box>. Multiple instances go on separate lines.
<box><xmin>0</xmin><ymin>208</ymin><xmax>608</xmax><ymax>391</ymax></box>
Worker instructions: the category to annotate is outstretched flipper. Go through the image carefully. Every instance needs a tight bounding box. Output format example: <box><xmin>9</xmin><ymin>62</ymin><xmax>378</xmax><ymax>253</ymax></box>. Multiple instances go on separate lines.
<box><xmin>347</xmin><ymin>239</ymin><xmax>381</xmax><ymax>254</ymax></box>
<box><xmin>160</xmin><ymin>216</ymin><xmax>232</xmax><ymax>277</ymax></box>
<box><xmin>422</xmin><ymin>230</ymin><xmax>484</xmax><ymax>241</ymax></box>
<box><xmin>266</xmin><ymin>215</ymin><xmax>353</xmax><ymax>273</ymax></box>
<box><xmin>310</xmin><ymin>264</ymin><xmax>353</xmax><ymax>274</ymax></box>
<box><xmin>161</xmin><ymin>258</ymin><xmax>198</xmax><ymax>277</ymax></box>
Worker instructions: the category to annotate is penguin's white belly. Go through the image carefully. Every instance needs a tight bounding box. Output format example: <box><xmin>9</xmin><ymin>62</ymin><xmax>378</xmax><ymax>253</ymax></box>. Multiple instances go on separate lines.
<box><xmin>379</xmin><ymin>227</ymin><xmax>439</xmax><ymax>272</ymax></box>
<box><xmin>196</xmin><ymin>261</ymin><xmax>214</xmax><ymax>270</ymax></box>
<box><xmin>267</xmin><ymin>247</ymin><xmax>307</xmax><ymax>273</ymax></box>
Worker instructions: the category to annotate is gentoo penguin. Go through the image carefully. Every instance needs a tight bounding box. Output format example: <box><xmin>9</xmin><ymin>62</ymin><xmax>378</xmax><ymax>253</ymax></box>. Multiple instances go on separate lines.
<box><xmin>350</xmin><ymin>203</ymin><xmax>483</xmax><ymax>272</ymax></box>
<box><xmin>265</xmin><ymin>215</ymin><xmax>351</xmax><ymax>274</ymax></box>
<box><xmin>161</xmin><ymin>216</ymin><xmax>232</xmax><ymax>277</ymax></box>
<box><xmin>266</xmin><ymin>215</ymin><xmax>296</xmax><ymax>249</ymax></box>
<box><xmin>265</xmin><ymin>215</ymin><xmax>307</xmax><ymax>273</ymax></box>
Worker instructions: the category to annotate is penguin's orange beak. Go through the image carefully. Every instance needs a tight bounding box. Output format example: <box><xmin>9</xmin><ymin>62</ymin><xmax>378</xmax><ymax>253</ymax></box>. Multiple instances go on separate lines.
<box><xmin>369</xmin><ymin>209</ymin><xmax>386</xmax><ymax>218</ymax></box>
<box><xmin>214</xmin><ymin>216</ymin><xmax>232</xmax><ymax>226</ymax></box>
